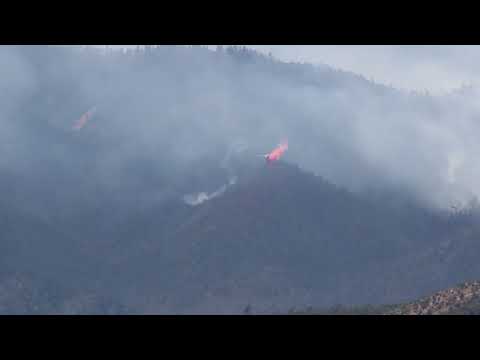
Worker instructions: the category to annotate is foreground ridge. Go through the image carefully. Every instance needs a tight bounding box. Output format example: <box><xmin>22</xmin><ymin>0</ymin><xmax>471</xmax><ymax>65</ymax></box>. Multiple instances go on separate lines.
<box><xmin>290</xmin><ymin>281</ymin><xmax>480</xmax><ymax>315</ymax></box>
<box><xmin>385</xmin><ymin>281</ymin><xmax>480</xmax><ymax>315</ymax></box>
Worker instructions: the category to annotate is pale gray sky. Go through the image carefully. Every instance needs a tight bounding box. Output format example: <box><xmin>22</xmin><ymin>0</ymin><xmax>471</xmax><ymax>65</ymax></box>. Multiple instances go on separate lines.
<box><xmin>95</xmin><ymin>45</ymin><xmax>479</xmax><ymax>93</ymax></box>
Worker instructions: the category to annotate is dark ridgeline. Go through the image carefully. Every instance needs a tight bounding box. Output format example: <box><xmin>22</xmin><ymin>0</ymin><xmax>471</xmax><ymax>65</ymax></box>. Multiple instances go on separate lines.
<box><xmin>1</xmin><ymin>45</ymin><xmax>480</xmax><ymax>314</ymax></box>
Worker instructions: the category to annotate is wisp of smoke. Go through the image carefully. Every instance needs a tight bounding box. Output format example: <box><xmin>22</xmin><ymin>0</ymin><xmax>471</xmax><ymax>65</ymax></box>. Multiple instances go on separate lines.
<box><xmin>183</xmin><ymin>176</ymin><xmax>237</xmax><ymax>206</ymax></box>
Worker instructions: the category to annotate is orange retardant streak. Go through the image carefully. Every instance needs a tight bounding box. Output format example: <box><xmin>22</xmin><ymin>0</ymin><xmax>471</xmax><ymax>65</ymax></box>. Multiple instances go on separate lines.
<box><xmin>266</xmin><ymin>140</ymin><xmax>288</xmax><ymax>162</ymax></box>
<box><xmin>73</xmin><ymin>107</ymin><xmax>97</xmax><ymax>131</ymax></box>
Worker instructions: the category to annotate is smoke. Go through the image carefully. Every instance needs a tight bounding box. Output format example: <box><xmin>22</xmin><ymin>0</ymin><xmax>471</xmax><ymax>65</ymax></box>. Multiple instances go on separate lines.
<box><xmin>181</xmin><ymin>139</ymin><xmax>248</xmax><ymax>206</ymax></box>
<box><xmin>221</xmin><ymin>140</ymin><xmax>249</xmax><ymax>170</ymax></box>
<box><xmin>0</xmin><ymin>46</ymin><xmax>37</xmax><ymax>172</ymax></box>
<box><xmin>2</xmin><ymin>45</ymin><xmax>480</xmax><ymax>211</ymax></box>
<box><xmin>244</xmin><ymin>45</ymin><xmax>480</xmax><ymax>93</ymax></box>
<box><xmin>183</xmin><ymin>176</ymin><xmax>237</xmax><ymax>206</ymax></box>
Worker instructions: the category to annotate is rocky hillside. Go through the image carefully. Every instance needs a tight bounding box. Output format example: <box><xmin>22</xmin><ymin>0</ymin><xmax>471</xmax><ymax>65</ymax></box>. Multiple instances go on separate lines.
<box><xmin>385</xmin><ymin>281</ymin><xmax>480</xmax><ymax>315</ymax></box>
<box><xmin>292</xmin><ymin>281</ymin><xmax>480</xmax><ymax>315</ymax></box>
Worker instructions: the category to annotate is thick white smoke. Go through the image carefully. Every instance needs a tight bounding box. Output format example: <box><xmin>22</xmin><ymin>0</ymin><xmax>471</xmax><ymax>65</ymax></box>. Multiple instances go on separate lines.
<box><xmin>183</xmin><ymin>177</ymin><xmax>237</xmax><ymax>206</ymax></box>
<box><xmin>4</xmin><ymin>45</ymin><xmax>480</xmax><ymax>211</ymax></box>
<box><xmin>183</xmin><ymin>140</ymin><xmax>247</xmax><ymax>206</ymax></box>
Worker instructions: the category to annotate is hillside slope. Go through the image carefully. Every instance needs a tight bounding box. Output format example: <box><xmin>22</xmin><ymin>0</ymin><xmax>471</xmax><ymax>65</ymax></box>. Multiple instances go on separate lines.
<box><xmin>386</xmin><ymin>281</ymin><xmax>480</xmax><ymax>315</ymax></box>
<box><xmin>292</xmin><ymin>281</ymin><xmax>480</xmax><ymax>315</ymax></box>
<box><xmin>101</xmin><ymin>161</ymin><xmax>480</xmax><ymax>313</ymax></box>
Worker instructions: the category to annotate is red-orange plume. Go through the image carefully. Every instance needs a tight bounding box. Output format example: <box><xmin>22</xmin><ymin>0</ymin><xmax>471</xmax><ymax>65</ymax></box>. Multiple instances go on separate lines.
<box><xmin>266</xmin><ymin>139</ymin><xmax>288</xmax><ymax>162</ymax></box>
<box><xmin>73</xmin><ymin>106</ymin><xmax>97</xmax><ymax>131</ymax></box>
